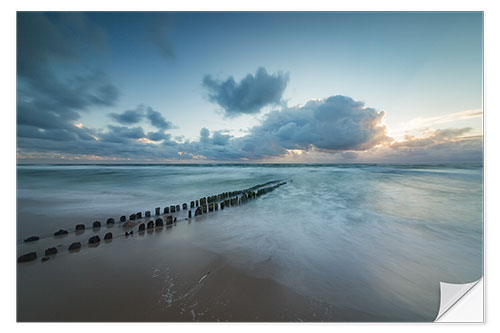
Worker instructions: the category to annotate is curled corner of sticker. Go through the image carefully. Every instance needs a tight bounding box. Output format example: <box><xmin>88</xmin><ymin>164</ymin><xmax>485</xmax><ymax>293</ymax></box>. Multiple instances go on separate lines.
<box><xmin>435</xmin><ymin>277</ymin><xmax>483</xmax><ymax>322</ymax></box>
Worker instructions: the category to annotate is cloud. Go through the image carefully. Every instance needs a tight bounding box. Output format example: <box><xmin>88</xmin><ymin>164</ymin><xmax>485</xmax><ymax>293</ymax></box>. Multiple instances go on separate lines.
<box><xmin>110</xmin><ymin>107</ymin><xmax>145</xmax><ymax>125</ymax></box>
<box><xmin>109</xmin><ymin>104</ymin><xmax>174</xmax><ymax>130</ymax></box>
<box><xmin>203</xmin><ymin>67</ymin><xmax>289</xmax><ymax>116</ymax></box>
<box><xmin>389</xmin><ymin>109</ymin><xmax>483</xmax><ymax>138</ymax></box>
<box><xmin>146</xmin><ymin>107</ymin><xmax>174</xmax><ymax>130</ymax></box>
<box><xmin>231</xmin><ymin>95</ymin><xmax>389</xmax><ymax>158</ymax></box>
<box><xmin>17</xmin><ymin>12</ymin><xmax>120</xmax><ymax>154</ymax></box>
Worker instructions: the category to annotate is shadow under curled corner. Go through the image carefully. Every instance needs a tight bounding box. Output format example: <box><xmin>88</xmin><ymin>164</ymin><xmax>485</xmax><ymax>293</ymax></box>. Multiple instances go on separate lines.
<box><xmin>434</xmin><ymin>278</ymin><xmax>483</xmax><ymax>322</ymax></box>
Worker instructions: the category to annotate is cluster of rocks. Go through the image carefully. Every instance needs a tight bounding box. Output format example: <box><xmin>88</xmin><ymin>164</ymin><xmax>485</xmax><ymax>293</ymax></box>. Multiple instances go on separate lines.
<box><xmin>18</xmin><ymin>180</ymin><xmax>288</xmax><ymax>264</ymax></box>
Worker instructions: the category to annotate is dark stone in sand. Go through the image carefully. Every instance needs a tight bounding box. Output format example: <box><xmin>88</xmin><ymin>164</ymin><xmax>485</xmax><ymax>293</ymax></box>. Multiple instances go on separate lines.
<box><xmin>104</xmin><ymin>232</ymin><xmax>113</xmax><ymax>240</ymax></box>
<box><xmin>41</xmin><ymin>256</ymin><xmax>50</xmax><ymax>262</ymax></box>
<box><xmin>75</xmin><ymin>224</ymin><xmax>85</xmax><ymax>231</ymax></box>
<box><xmin>24</xmin><ymin>236</ymin><xmax>39</xmax><ymax>242</ymax></box>
<box><xmin>147</xmin><ymin>221</ymin><xmax>154</xmax><ymax>229</ymax></box>
<box><xmin>155</xmin><ymin>207</ymin><xmax>160</xmax><ymax>215</ymax></box>
<box><xmin>69</xmin><ymin>242</ymin><xmax>81</xmax><ymax>251</ymax></box>
<box><xmin>93</xmin><ymin>221</ymin><xmax>101</xmax><ymax>229</ymax></box>
<box><xmin>18</xmin><ymin>252</ymin><xmax>37</xmax><ymax>263</ymax></box>
<box><xmin>183</xmin><ymin>203</ymin><xmax>188</xmax><ymax>210</ymax></box>
<box><xmin>164</xmin><ymin>207</ymin><xmax>169</xmax><ymax>214</ymax></box>
<box><xmin>145</xmin><ymin>211</ymin><xmax>151</xmax><ymax>217</ymax></box>
<box><xmin>106</xmin><ymin>218</ymin><xmax>115</xmax><ymax>225</ymax></box>
<box><xmin>155</xmin><ymin>218</ymin><xmax>164</xmax><ymax>227</ymax></box>
<box><xmin>88</xmin><ymin>235</ymin><xmax>100</xmax><ymax>244</ymax></box>
<box><xmin>45</xmin><ymin>247</ymin><xmax>57</xmax><ymax>256</ymax></box>
<box><xmin>138</xmin><ymin>223</ymin><xmax>145</xmax><ymax>231</ymax></box>
<box><xmin>54</xmin><ymin>229</ymin><xmax>68</xmax><ymax>236</ymax></box>
<box><xmin>120</xmin><ymin>215</ymin><xmax>127</xmax><ymax>222</ymax></box>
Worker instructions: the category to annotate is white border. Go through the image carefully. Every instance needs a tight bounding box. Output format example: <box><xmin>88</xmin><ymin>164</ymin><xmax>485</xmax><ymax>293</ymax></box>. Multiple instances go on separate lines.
<box><xmin>3</xmin><ymin>1</ymin><xmax>498</xmax><ymax>332</ymax></box>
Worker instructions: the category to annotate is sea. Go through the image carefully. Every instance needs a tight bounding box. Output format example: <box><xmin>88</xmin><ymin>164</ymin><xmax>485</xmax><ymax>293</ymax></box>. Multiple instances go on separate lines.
<box><xmin>16</xmin><ymin>163</ymin><xmax>483</xmax><ymax>321</ymax></box>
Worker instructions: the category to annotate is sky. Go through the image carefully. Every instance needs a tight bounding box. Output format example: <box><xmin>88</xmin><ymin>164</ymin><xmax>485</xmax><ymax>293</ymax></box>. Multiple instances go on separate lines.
<box><xmin>16</xmin><ymin>12</ymin><xmax>483</xmax><ymax>163</ymax></box>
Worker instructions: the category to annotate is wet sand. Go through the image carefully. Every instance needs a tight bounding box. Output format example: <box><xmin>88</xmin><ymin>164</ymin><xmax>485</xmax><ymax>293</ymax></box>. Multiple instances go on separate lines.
<box><xmin>17</xmin><ymin>216</ymin><xmax>386</xmax><ymax>322</ymax></box>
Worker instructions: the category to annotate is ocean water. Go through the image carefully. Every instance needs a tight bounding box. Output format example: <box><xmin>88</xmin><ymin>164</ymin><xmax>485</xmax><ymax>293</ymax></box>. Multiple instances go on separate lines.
<box><xmin>17</xmin><ymin>163</ymin><xmax>483</xmax><ymax>321</ymax></box>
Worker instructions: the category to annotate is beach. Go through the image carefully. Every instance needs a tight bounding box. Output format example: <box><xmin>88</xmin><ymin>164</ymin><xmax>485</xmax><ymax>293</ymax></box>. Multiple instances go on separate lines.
<box><xmin>17</xmin><ymin>164</ymin><xmax>483</xmax><ymax>322</ymax></box>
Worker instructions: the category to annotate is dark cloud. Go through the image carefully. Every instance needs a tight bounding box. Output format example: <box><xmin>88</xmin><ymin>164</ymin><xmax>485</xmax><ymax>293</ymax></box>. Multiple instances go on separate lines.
<box><xmin>110</xmin><ymin>106</ymin><xmax>146</xmax><ymax>125</ymax></box>
<box><xmin>146</xmin><ymin>107</ymin><xmax>174</xmax><ymax>130</ymax></box>
<box><xmin>203</xmin><ymin>67</ymin><xmax>289</xmax><ymax>116</ymax></box>
<box><xmin>229</xmin><ymin>95</ymin><xmax>389</xmax><ymax>159</ymax></box>
<box><xmin>17</xmin><ymin>12</ymin><xmax>120</xmax><ymax>156</ymax></box>
<box><xmin>109</xmin><ymin>105</ymin><xmax>174</xmax><ymax>130</ymax></box>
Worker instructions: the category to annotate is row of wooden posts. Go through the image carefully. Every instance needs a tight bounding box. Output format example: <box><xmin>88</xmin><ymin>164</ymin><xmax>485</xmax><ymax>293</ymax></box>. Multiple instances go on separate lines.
<box><xmin>17</xmin><ymin>180</ymin><xmax>288</xmax><ymax>263</ymax></box>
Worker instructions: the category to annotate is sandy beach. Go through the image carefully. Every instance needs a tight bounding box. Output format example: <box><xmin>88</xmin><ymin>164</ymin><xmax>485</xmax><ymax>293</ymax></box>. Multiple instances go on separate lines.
<box><xmin>17</xmin><ymin>215</ymin><xmax>386</xmax><ymax>322</ymax></box>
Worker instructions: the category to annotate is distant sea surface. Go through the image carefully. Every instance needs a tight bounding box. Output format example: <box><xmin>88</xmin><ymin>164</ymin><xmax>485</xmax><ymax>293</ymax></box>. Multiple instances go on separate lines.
<box><xmin>17</xmin><ymin>163</ymin><xmax>483</xmax><ymax>321</ymax></box>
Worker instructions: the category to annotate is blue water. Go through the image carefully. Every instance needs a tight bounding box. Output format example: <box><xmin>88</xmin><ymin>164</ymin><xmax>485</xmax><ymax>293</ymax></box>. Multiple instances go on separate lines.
<box><xmin>17</xmin><ymin>163</ymin><xmax>483</xmax><ymax>321</ymax></box>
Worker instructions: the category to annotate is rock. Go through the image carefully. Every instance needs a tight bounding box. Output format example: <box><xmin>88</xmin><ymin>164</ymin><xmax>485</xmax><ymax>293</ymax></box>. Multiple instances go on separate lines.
<box><xmin>93</xmin><ymin>221</ymin><xmax>101</xmax><ymax>229</ymax></box>
<box><xmin>24</xmin><ymin>236</ymin><xmax>39</xmax><ymax>242</ymax></box>
<box><xmin>145</xmin><ymin>211</ymin><xmax>151</xmax><ymax>217</ymax></box>
<box><xmin>75</xmin><ymin>224</ymin><xmax>85</xmax><ymax>231</ymax></box>
<box><xmin>155</xmin><ymin>218</ymin><xmax>164</xmax><ymax>227</ymax></box>
<box><xmin>54</xmin><ymin>229</ymin><xmax>69</xmax><ymax>236</ymax></box>
<box><xmin>18</xmin><ymin>252</ymin><xmax>37</xmax><ymax>263</ymax></box>
<box><xmin>106</xmin><ymin>218</ymin><xmax>115</xmax><ymax>225</ymax></box>
<box><xmin>120</xmin><ymin>215</ymin><xmax>127</xmax><ymax>222</ymax></box>
<box><xmin>88</xmin><ymin>235</ymin><xmax>100</xmax><ymax>244</ymax></box>
<box><xmin>163</xmin><ymin>207</ymin><xmax>170</xmax><ymax>214</ymax></box>
<box><xmin>147</xmin><ymin>221</ymin><xmax>155</xmax><ymax>229</ymax></box>
<box><xmin>45</xmin><ymin>247</ymin><xmax>57</xmax><ymax>256</ymax></box>
<box><xmin>138</xmin><ymin>223</ymin><xmax>145</xmax><ymax>232</ymax></box>
<box><xmin>155</xmin><ymin>207</ymin><xmax>160</xmax><ymax>215</ymax></box>
<box><xmin>123</xmin><ymin>220</ymin><xmax>136</xmax><ymax>228</ymax></box>
<box><xmin>41</xmin><ymin>256</ymin><xmax>50</xmax><ymax>262</ymax></box>
<box><xmin>68</xmin><ymin>242</ymin><xmax>81</xmax><ymax>251</ymax></box>
<box><xmin>183</xmin><ymin>203</ymin><xmax>188</xmax><ymax>210</ymax></box>
<box><xmin>104</xmin><ymin>232</ymin><xmax>113</xmax><ymax>240</ymax></box>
